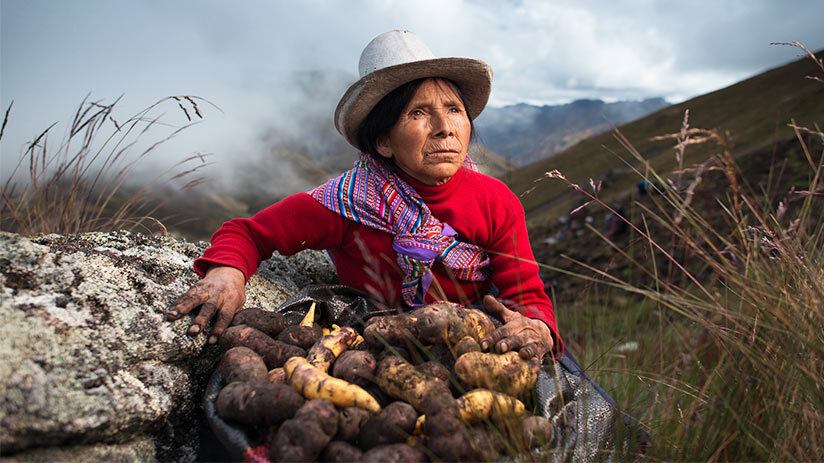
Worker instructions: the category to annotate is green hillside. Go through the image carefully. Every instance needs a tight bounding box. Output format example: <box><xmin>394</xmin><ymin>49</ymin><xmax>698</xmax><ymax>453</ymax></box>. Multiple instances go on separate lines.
<box><xmin>503</xmin><ymin>49</ymin><xmax>824</xmax><ymax>461</ymax></box>
<box><xmin>505</xmin><ymin>50</ymin><xmax>824</xmax><ymax>228</ymax></box>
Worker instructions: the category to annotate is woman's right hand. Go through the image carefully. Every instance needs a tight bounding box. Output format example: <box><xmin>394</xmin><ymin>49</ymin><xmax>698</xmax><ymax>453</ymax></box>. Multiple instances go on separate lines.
<box><xmin>166</xmin><ymin>265</ymin><xmax>246</xmax><ymax>344</ymax></box>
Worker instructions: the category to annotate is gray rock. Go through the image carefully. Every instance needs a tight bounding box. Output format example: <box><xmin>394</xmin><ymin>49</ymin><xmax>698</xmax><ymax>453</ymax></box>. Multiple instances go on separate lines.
<box><xmin>0</xmin><ymin>231</ymin><xmax>336</xmax><ymax>461</ymax></box>
<box><xmin>2</xmin><ymin>436</ymin><xmax>156</xmax><ymax>462</ymax></box>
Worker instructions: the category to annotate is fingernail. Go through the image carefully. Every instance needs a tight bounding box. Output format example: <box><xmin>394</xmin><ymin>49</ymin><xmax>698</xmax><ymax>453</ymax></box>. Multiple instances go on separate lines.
<box><xmin>208</xmin><ymin>335</ymin><xmax>217</xmax><ymax>344</ymax></box>
<box><xmin>169</xmin><ymin>310</ymin><xmax>179</xmax><ymax>317</ymax></box>
<box><xmin>188</xmin><ymin>325</ymin><xmax>200</xmax><ymax>335</ymax></box>
<box><xmin>481</xmin><ymin>341</ymin><xmax>489</xmax><ymax>350</ymax></box>
<box><xmin>500</xmin><ymin>342</ymin><xmax>508</xmax><ymax>352</ymax></box>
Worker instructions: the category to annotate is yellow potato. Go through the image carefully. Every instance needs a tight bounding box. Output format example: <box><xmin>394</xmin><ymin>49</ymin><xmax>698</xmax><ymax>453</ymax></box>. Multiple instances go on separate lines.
<box><xmin>454</xmin><ymin>351</ymin><xmax>538</xmax><ymax>398</ymax></box>
<box><xmin>457</xmin><ymin>388</ymin><xmax>526</xmax><ymax>422</ymax></box>
<box><xmin>413</xmin><ymin>388</ymin><xmax>525</xmax><ymax>435</ymax></box>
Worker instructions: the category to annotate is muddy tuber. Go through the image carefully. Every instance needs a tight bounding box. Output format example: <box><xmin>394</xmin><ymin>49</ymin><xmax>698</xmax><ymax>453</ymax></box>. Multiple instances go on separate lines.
<box><xmin>364</xmin><ymin>303</ymin><xmax>495</xmax><ymax>348</ymax></box>
<box><xmin>521</xmin><ymin>415</ymin><xmax>554</xmax><ymax>449</ymax></box>
<box><xmin>230</xmin><ymin>307</ymin><xmax>287</xmax><ymax>337</ymax></box>
<box><xmin>269</xmin><ymin>399</ymin><xmax>339</xmax><ymax>462</ymax></box>
<box><xmin>277</xmin><ymin>323</ymin><xmax>323</xmax><ymax>349</ymax></box>
<box><xmin>319</xmin><ymin>441</ymin><xmax>363</xmax><ymax>462</ymax></box>
<box><xmin>220</xmin><ymin>346</ymin><xmax>268</xmax><ymax>384</ymax></box>
<box><xmin>215</xmin><ymin>381</ymin><xmax>304</xmax><ymax>428</ymax></box>
<box><xmin>332</xmin><ymin>350</ymin><xmax>377</xmax><ymax>387</ymax></box>
<box><xmin>334</xmin><ymin>406</ymin><xmax>372</xmax><ymax>443</ymax></box>
<box><xmin>220</xmin><ymin>324</ymin><xmax>306</xmax><ymax>369</ymax></box>
<box><xmin>359</xmin><ymin>443</ymin><xmax>427</xmax><ymax>463</ymax></box>
<box><xmin>357</xmin><ymin>401</ymin><xmax>418</xmax><ymax>450</ymax></box>
<box><xmin>375</xmin><ymin>355</ymin><xmax>451</xmax><ymax>412</ymax></box>
<box><xmin>455</xmin><ymin>335</ymin><xmax>482</xmax><ymax>357</ymax></box>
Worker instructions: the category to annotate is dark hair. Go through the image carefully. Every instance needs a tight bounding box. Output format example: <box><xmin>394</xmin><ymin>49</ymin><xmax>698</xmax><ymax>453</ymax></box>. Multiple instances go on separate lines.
<box><xmin>355</xmin><ymin>77</ymin><xmax>475</xmax><ymax>159</ymax></box>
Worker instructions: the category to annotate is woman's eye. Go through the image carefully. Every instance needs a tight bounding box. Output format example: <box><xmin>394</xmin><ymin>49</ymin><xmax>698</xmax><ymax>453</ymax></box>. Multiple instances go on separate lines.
<box><xmin>410</xmin><ymin>109</ymin><xmax>424</xmax><ymax>117</ymax></box>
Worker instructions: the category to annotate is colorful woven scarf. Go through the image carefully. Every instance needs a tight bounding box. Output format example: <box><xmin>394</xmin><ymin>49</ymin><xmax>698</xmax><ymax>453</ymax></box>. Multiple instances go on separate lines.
<box><xmin>309</xmin><ymin>153</ymin><xmax>490</xmax><ymax>306</ymax></box>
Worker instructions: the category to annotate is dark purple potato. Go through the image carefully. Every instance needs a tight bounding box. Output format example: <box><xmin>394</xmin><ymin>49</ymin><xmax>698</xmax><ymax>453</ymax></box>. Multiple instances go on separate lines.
<box><xmin>332</xmin><ymin>350</ymin><xmax>377</xmax><ymax>387</ymax></box>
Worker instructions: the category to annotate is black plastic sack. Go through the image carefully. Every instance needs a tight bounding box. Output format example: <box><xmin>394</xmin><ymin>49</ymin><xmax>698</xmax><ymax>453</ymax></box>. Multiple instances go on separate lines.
<box><xmin>203</xmin><ymin>368</ymin><xmax>266</xmax><ymax>461</ymax></box>
<box><xmin>269</xmin><ymin>284</ymin><xmax>395</xmax><ymax>328</ymax></box>
<box><xmin>203</xmin><ymin>285</ymin><xmax>648</xmax><ymax>462</ymax></box>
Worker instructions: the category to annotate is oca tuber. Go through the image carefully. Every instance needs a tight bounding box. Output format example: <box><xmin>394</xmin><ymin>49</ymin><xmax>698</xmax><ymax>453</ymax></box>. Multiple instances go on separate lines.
<box><xmin>285</xmin><ymin>356</ymin><xmax>381</xmax><ymax>414</ymax></box>
<box><xmin>267</xmin><ymin>367</ymin><xmax>287</xmax><ymax>385</ymax></box>
<box><xmin>307</xmin><ymin>327</ymin><xmax>359</xmax><ymax>372</ymax></box>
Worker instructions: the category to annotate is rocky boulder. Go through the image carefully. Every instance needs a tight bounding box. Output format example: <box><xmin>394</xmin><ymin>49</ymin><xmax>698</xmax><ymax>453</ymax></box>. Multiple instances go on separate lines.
<box><xmin>0</xmin><ymin>231</ymin><xmax>336</xmax><ymax>461</ymax></box>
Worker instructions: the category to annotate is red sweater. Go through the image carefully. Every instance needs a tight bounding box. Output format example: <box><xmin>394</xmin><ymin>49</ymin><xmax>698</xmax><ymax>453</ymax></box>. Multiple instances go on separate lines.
<box><xmin>195</xmin><ymin>167</ymin><xmax>562</xmax><ymax>355</ymax></box>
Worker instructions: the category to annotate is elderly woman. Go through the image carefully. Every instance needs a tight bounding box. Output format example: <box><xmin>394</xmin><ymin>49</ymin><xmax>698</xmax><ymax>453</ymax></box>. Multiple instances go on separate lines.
<box><xmin>168</xmin><ymin>30</ymin><xmax>563</xmax><ymax>361</ymax></box>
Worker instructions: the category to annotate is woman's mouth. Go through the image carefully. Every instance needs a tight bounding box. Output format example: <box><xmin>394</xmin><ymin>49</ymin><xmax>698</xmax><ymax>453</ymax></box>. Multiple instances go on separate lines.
<box><xmin>425</xmin><ymin>149</ymin><xmax>459</xmax><ymax>157</ymax></box>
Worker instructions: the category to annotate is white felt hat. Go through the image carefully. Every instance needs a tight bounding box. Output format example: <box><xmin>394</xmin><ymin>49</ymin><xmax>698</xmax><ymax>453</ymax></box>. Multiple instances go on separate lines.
<box><xmin>335</xmin><ymin>30</ymin><xmax>493</xmax><ymax>149</ymax></box>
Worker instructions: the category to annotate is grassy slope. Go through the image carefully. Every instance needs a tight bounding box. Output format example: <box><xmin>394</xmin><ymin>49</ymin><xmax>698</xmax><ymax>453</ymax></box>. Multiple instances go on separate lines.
<box><xmin>511</xmin><ymin>50</ymin><xmax>824</xmax><ymax>460</ymax></box>
<box><xmin>505</xmin><ymin>50</ymin><xmax>824</xmax><ymax>228</ymax></box>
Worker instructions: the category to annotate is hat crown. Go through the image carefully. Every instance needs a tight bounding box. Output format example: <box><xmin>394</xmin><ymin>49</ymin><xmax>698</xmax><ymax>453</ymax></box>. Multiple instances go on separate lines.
<box><xmin>358</xmin><ymin>30</ymin><xmax>436</xmax><ymax>78</ymax></box>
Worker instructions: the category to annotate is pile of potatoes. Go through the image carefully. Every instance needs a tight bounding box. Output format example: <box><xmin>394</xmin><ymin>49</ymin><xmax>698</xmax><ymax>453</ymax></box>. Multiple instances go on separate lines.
<box><xmin>215</xmin><ymin>302</ymin><xmax>553</xmax><ymax>462</ymax></box>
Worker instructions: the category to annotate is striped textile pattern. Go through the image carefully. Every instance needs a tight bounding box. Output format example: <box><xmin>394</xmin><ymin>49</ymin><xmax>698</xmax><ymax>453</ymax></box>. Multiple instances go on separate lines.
<box><xmin>309</xmin><ymin>153</ymin><xmax>490</xmax><ymax>306</ymax></box>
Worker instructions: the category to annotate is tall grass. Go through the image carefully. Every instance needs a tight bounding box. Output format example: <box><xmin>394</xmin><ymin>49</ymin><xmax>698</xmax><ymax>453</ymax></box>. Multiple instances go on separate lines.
<box><xmin>538</xmin><ymin>42</ymin><xmax>823</xmax><ymax>460</ymax></box>
<box><xmin>0</xmin><ymin>95</ymin><xmax>214</xmax><ymax>235</ymax></box>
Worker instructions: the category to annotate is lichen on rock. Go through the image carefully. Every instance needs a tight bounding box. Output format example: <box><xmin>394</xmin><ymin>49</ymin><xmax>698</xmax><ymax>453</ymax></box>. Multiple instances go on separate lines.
<box><xmin>0</xmin><ymin>230</ymin><xmax>336</xmax><ymax>461</ymax></box>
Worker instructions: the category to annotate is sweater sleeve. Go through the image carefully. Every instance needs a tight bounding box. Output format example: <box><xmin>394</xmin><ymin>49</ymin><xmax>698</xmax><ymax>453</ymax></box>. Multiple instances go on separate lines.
<box><xmin>486</xmin><ymin>190</ymin><xmax>564</xmax><ymax>357</ymax></box>
<box><xmin>194</xmin><ymin>192</ymin><xmax>346</xmax><ymax>281</ymax></box>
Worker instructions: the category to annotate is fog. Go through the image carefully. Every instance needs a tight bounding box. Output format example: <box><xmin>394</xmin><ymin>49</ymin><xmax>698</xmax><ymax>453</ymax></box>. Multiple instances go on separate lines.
<box><xmin>2</xmin><ymin>0</ymin><xmax>822</xmax><ymax>204</ymax></box>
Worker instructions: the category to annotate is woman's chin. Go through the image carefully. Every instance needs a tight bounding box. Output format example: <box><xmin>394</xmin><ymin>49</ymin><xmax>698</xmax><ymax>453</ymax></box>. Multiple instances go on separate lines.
<box><xmin>425</xmin><ymin>165</ymin><xmax>462</xmax><ymax>185</ymax></box>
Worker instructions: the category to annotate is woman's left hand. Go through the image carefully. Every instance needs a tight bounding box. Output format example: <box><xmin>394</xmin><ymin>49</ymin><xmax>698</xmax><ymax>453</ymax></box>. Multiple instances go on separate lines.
<box><xmin>480</xmin><ymin>295</ymin><xmax>554</xmax><ymax>363</ymax></box>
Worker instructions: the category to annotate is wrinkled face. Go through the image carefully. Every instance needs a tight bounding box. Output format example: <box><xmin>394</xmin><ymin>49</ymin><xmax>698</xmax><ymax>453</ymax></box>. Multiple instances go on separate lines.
<box><xmin>376</xmin><ymin>78</ymin><xmax>471</xmax><ymax>186</ymax></box>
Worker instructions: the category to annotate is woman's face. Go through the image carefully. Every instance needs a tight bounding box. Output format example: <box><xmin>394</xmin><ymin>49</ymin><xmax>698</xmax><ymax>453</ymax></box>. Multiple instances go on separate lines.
<box><xmin>376</xmin><ymin>78</ymin><xmax>471</xmax><ymax>186</ymax></box>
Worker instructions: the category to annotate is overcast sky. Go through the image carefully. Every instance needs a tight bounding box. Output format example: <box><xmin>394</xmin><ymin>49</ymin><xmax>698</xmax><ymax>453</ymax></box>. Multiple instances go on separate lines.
<box><xmin>2</xmin><ymin>0</ymin><xmax>822</xmax><ymax>177</ymax></box>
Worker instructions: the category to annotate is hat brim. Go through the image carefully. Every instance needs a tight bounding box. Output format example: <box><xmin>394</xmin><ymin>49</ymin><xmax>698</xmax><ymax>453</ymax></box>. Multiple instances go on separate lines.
<box><xmin>335</xmin><ymin>57</ymin><xmax>493</xmax><ymax>149</ymax></box>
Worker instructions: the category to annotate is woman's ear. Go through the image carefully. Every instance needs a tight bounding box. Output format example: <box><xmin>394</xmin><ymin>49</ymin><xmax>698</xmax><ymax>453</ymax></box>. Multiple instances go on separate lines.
<box><xmin>376</xmin><ymin>137</ymin><xmax>393</xmax><ymax>159</ymax></box>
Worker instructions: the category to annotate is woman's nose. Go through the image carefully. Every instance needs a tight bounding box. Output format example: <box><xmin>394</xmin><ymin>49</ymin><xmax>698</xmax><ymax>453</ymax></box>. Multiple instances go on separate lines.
<box><xmin>429</xmin><ymin>111</ymin><xmax>453</xmax><ymax>138</ymax></box>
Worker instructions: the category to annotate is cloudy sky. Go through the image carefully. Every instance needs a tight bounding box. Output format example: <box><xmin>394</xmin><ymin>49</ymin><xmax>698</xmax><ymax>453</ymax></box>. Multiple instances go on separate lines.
<box><xmin>2</xmin><ymin>0</ymin><xmax>822</xmax><ymax>177</ymax></box>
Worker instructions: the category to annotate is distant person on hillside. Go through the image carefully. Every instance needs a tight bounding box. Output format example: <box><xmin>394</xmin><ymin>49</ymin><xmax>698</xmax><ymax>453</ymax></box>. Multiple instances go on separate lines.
<box><xmin>604</xmin><ymin>203</ymin><xmax>627</xmax><ymax>239</ymax></box>
<box><xmin>637</xmin><ymin>180</ymin><xmax>651</xmax><ymax>196</ymax></box>
<box><xmin>167</xmin><ymin>30</ymin><xmax>563</xmax><ymax>362</ymax></box>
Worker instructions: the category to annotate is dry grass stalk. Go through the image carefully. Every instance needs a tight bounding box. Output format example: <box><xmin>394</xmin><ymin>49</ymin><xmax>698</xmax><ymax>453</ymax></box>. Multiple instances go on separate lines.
<box><xmin>0</xmin><ymin>95</ymin><xmax>216</xmax><ymax>236</ymax></box>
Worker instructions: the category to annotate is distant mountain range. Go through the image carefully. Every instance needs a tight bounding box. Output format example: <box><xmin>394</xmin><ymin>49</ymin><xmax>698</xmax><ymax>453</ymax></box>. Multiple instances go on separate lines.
<box><xmin>474</xmin><ymin>98</ymin><xmax>669</xmax><ymax>166</ymax></box>
<box><xmin>226</xmin><ymin>69</ymin><xmax>668</xmax><ymax>208</ymax></box>
<box><xmin>504</xmin><ymin>49</ymin><xmax>824</xmax><ymax>223</ymax></box>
